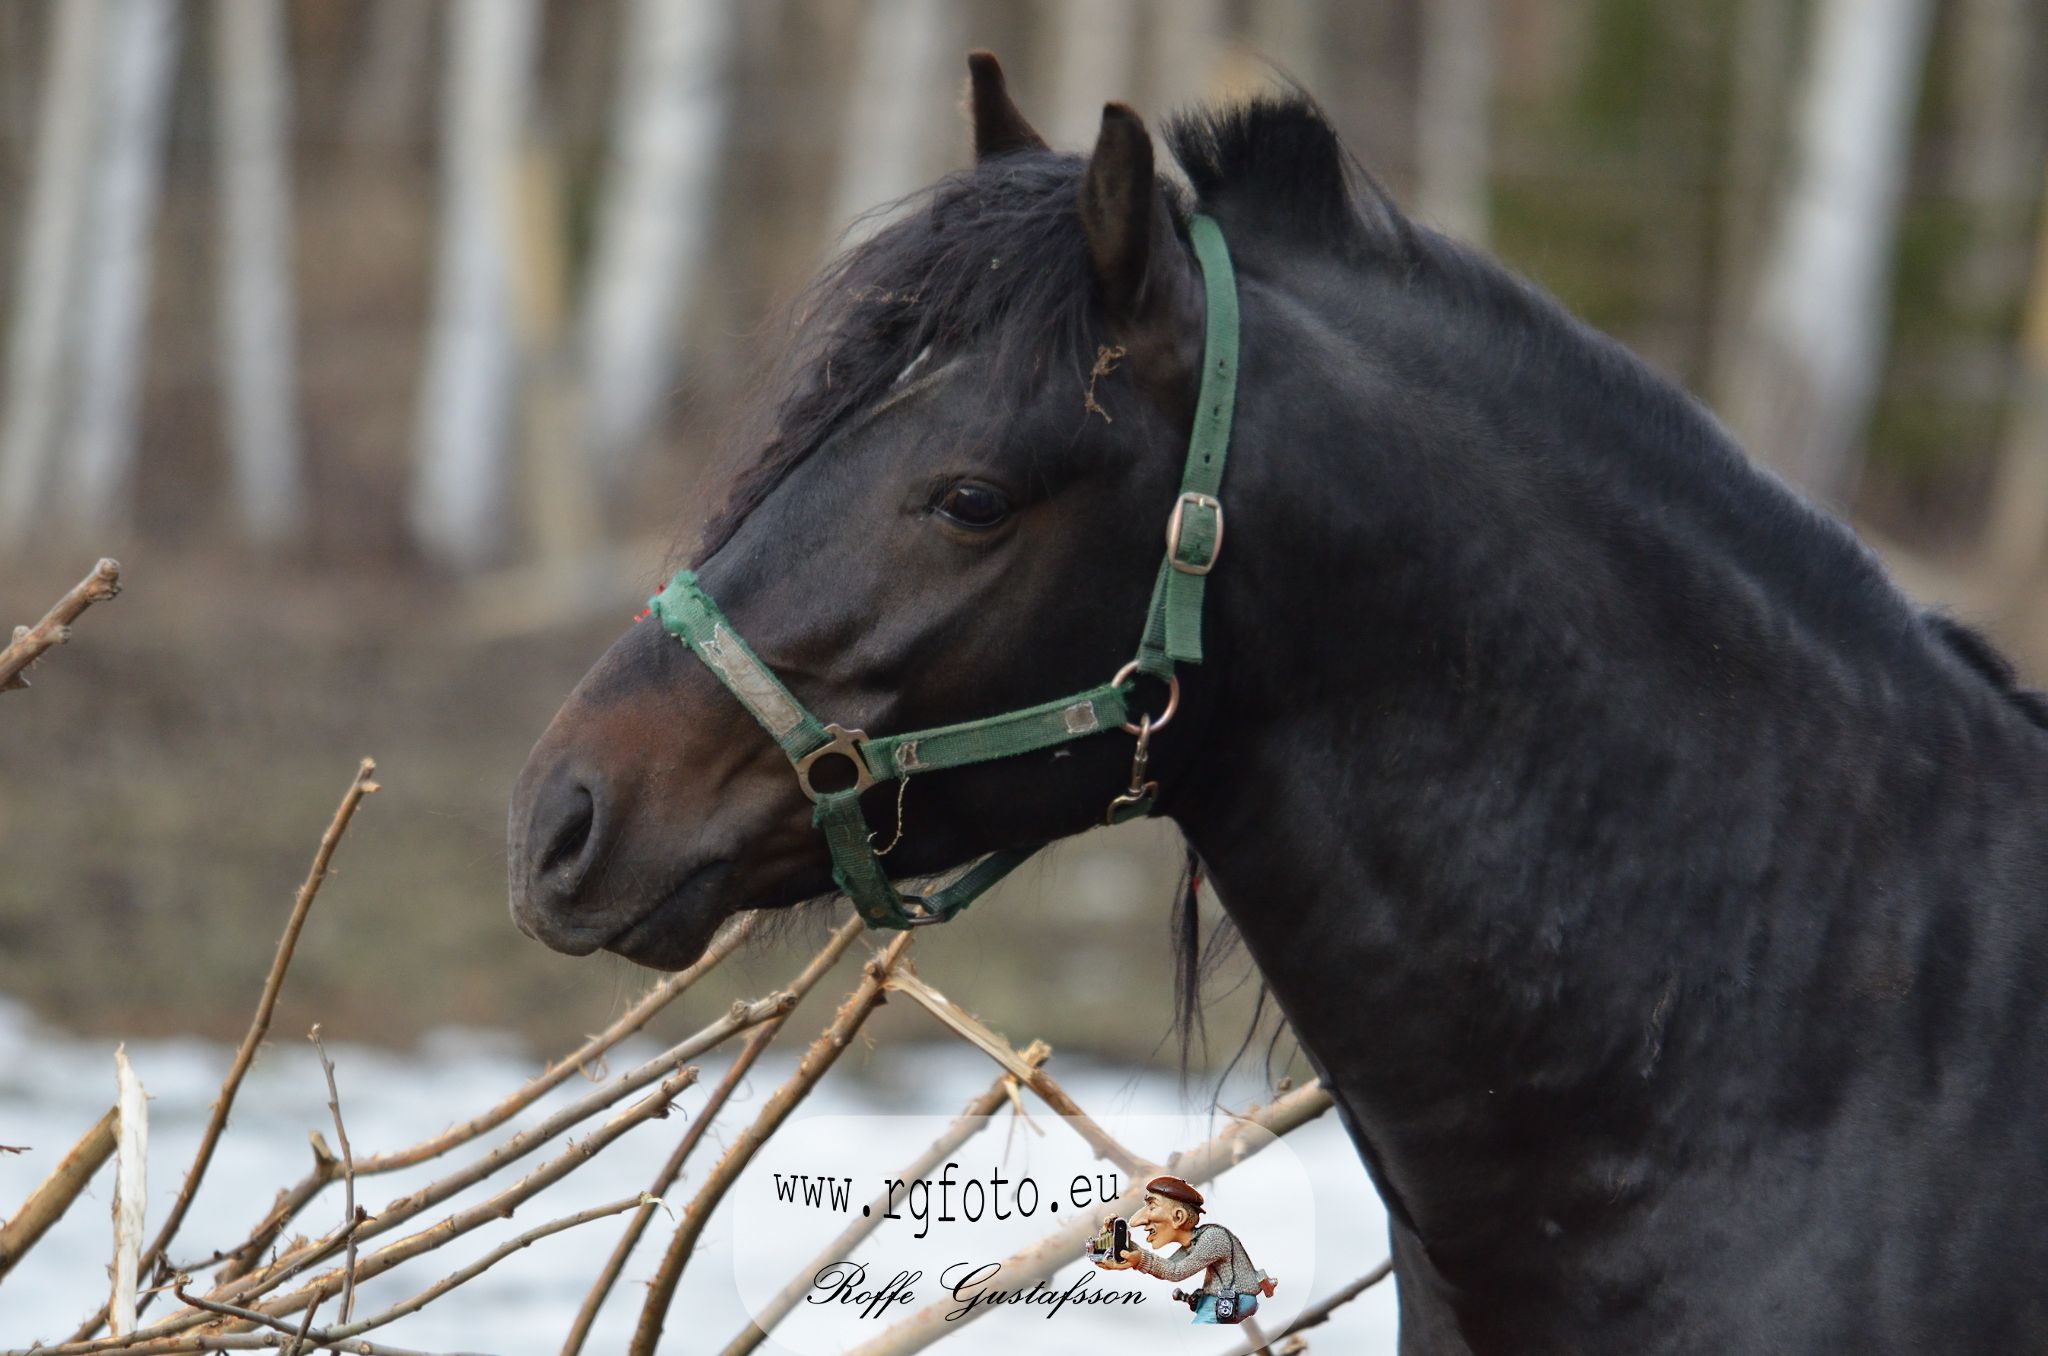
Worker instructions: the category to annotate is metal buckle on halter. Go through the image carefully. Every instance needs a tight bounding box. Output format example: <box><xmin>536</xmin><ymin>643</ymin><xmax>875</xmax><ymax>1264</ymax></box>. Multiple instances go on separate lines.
<box><xmin>1166</xmin><ymin>492</ymin><xmax>1224</xmax><ymax>575</ymax></box>
<box><xmin>793</xmin><ymin>723</ymin><xmax>877</xmax><ymax>802</ymax></box>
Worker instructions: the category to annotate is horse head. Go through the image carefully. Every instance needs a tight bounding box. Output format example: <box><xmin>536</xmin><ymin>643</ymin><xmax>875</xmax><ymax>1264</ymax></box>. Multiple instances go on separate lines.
<box><xmin>509</xmin><ymin>54</ymin><xmax>1212</xmax><ymax>968</ymax></box>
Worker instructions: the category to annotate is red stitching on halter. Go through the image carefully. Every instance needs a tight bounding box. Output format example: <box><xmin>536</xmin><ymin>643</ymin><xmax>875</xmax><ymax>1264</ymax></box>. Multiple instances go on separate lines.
<box><xmin>633</xmin><ymin>580</ymin><xmax>669</xmax><ymax>624</ymax></box>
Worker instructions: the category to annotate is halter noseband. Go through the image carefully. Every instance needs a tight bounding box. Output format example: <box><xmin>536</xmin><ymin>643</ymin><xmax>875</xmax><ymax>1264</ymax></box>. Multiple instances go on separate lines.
<box><xmin>650</xmin><ymin>214</ymin><xmax>1239</xmax><ymax>929</ymax></box>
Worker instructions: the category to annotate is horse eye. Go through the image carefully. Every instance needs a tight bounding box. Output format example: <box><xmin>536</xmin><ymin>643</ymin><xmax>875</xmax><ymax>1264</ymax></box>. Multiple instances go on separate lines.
<box><xmin>934</xmin><ymin>481</ymin><xmax>1010</xmax><ymax>530</ymax></box>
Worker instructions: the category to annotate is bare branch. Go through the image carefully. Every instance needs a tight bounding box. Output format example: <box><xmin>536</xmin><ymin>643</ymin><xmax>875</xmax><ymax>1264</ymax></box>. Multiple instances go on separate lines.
<box><xmin>840</xmin><ymin>1081</ymin><xmax>1336</xmax><ymax>1356</ymax></box>
<box><xmin>70</xmin><ymin>759</ymin><xmax>381</xmax><ymax>1341</ymax></box>
<box><xmin>720</xmin><ymin>1040</ymin><xmax>1053</xmax><ymax>1356</ymax></box>
<box><xmin>175</xmin><ymin>1192</ymin><xmax>644</xmax><ymax>1351</ymax></box>
<box><xmin>212</xmin><ymin>995</ymin><xmax>787</xmax><ymax>1311</ymax></box>
<box><xmin>64</xmin><ymin>1071</ymin><xmax>697</xmax><ymax>1356</ymax></box>
<box><xmin>563</xmin><ymin>914</ymin><xmax>865</xmax><ymax>1355</ymax></box>
<box><xmin>306</xmin><ymin>1027</ymin><xmax>359</xmax><ymax>1323</ymax></box>
<box><xmin>885</xmin><ymin>968</ymin><xmax>1154</xmax><ymax>1177</ymax></box>
<box><xmin>629</xmin><ymin>934</ymin><xmax>915</xmax><ymax>1356</ymax></box>
<box><xmin>79</xmin><ymin>762</ymin><xmax>377</xmax><ymax>1336</ymax></box>
<box><xmin>1226</xmin><ymin>1261</ymin><xmax>1394</xmax><ymax>1356</ymax></box>
<box><xmin>0</xmin><ymin>557</ymin><xmax>119</xmax><ymax>693</ymax></box>
<box><xmin>0</xmin><ymin>1106</ymin><xmax>115</xmax><ymax>1285</ymax></box>
<box><xmin>209</xmin><ymin>912</ymin><xmax>757</xmax><ymax>1283</ymax></box>
<box><xmin>25</xmin><ymin>990</ymin><xmax>783</xmax><ymax>1356</ymax></box>
<box><xmin>248</xmin><ymin>1069</ymin><xmax>701</xmax><ymax>1332</ymax></box>
<box><xmin>319</xmin><ymin>1192</ymin><xmax>649</xmax><ymax>1343</ymax></box>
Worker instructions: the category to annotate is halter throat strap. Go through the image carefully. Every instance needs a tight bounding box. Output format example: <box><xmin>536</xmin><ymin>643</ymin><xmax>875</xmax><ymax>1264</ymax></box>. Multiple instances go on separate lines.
<box><xmin>650</xmin><ymin>214</ymin><xmax>1240</xmax><ymax>928</ymax></box>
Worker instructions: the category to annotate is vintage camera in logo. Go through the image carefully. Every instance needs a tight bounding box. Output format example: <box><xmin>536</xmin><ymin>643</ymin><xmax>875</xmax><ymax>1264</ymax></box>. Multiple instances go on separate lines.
<box><xmin>1085</xmin><ymin>1216</ymin><xmax>1131</xmax><ymax>1264</ymax></box>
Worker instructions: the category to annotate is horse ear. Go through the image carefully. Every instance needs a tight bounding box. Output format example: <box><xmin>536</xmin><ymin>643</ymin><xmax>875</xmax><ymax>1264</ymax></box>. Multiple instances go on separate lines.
<box><xmin>967</xmin><ymin>51</ymin><xmax>1045</xmax><ymax>161</ymax></box>
<box><xmin>1080</xmin><ymin>104</ymin><xmax>1200</xmax><ymax>388</ymax></box>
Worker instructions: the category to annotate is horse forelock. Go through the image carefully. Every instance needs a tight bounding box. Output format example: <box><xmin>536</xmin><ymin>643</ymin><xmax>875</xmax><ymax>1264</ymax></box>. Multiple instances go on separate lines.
<box><xmin>691</xmin><ymin>96</ymin><xmax>1459</xmax><ymax>566</ymax></box>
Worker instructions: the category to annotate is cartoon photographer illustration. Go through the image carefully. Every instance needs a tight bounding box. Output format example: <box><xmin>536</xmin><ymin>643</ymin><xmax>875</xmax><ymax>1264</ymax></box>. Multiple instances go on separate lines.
<box><xmin>1089</xmin><ymin>1175</ymin><xmax>1277</xmax><ymax>1325</ymax></box>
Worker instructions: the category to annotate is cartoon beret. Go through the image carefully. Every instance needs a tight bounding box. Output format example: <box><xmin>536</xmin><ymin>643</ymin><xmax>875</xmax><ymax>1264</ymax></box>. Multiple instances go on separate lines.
<box><xmin>1145</xmin><ymin>1175</ymin><xmax>1205</xmax><ymax>1211</ymax></box>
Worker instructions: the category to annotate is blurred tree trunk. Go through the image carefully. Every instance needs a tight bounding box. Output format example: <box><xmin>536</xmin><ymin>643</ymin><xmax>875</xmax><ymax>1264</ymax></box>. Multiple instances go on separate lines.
<box><xmin>1145</xmin><ymin>0</ymin><xmax>1224</xmax><ymax>113</ymax></box>
<box><xmin>1044</xmin><ymin>0</ymin><xmax>1140</xmax><ymax>149</ymax></box>
<box><xmin>1708</xmin><ymin>0</ymin><xmax>1797</xmax><ymax>400</ymax></box>
<box><xmin>579</xmin><ymin>0</ymin><xmax>734</xmax><ymax>490</ymax></box>
<box><xmin>1244</xmin><ymin>0</ymin><xmax>1328</xmax><ymax>100</ymax></box>
<box><xmin>1415</xmin><ymin>0</ymin><xmax>1492</xmax><ymax>245</ymax></box>
<box><xmin>1948</xmin><ymin>0</ymin><xmax>2047</xmax><ymax>620</ymax></box>
<box><xmin>829</xmin><ymin>0</ymin><xmax>959</xmax><ymax>245</ymax></box>
<box><xmin>1718</xmin><ymin>0</ymin><xmax>1935</xmax><ymax>505</ymax></box>
<box><xmin>1984</xmin><ymin>165</ymin><xmax>2048</xmax><ymax>603</ymax></box>
<box><xmin>344</xmin><ymin>0</ymin><xmax>433</xmax><ymax>151</ymax></box>
<box><xmin>60</xmin><ymin>0</ymin><xmax>181</xmax><ymax>537</ymax></box>
<box><xmin>1949</xmin><ymin>0</ymin><xmax>2044</xmax><ymax>309</ymax></box>
<box><xmin>411</xmin><ymin>0</ymin><xmax>539</xmax><ymax>570</ymax></box>
<box><xmin>213</xmin><ymin>0</ymin><xmax>304</xmax><ymax>545</ymax></box>
<box><xmin>0</xmin><ymin>0</ymin><xmax>104</xmax><ymax>545</ymax></box>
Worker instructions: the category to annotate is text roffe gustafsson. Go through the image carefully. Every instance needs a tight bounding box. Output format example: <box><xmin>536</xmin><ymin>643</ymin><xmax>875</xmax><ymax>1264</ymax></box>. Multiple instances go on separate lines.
<box><xmin>778</xmin><ymin>1162</ymin><xmax>1145</xmax><ymax>1322</ymax></box>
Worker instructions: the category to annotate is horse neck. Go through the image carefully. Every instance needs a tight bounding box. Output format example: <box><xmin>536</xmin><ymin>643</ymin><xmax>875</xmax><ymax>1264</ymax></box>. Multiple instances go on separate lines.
<box><xmin>1163</xmin><ymin>258</ymin><xmax>2044</xmax><ymax>1274</ymax></box>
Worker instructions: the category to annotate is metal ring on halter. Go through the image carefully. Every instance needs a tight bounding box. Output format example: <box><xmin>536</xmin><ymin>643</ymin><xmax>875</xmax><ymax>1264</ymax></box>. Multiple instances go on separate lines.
<box><xmin>1111</xmin><ymin>661</ymin><xmax>1179</xmax><ymax>735</ymax></box>
<box><xmin>793</xmin><ymin>723</ymin><xmax>876</xmax><ymax>802</ymax></box>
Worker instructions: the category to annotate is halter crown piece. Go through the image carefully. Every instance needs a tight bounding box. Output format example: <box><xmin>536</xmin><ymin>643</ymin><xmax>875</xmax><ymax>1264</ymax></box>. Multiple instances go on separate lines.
<box><xmin>651</xmin><ymin>215</ymin><xmax>1240</xmax><ymax>929</ymax></box>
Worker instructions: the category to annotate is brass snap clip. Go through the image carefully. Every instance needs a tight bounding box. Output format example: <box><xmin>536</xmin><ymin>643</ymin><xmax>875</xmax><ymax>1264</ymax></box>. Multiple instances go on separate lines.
<box><xmin>1105</xmin><ymin>714</ymin><xmax>1159</xmax><ymax>824</ymax></box>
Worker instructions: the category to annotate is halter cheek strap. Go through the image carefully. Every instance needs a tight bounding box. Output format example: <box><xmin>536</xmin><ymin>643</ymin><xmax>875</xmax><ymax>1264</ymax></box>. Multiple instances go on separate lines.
<box><xmin>650</xmin><ymin>213</ymin><xmax>1240</xmax><ymax>929</ymax></box>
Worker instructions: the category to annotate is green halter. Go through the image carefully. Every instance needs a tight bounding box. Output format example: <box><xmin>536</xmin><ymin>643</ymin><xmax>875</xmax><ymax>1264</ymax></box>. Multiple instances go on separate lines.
<box><xmin>651</xmin><ymin>214</ymin><xmax>1239</xmax><ymax>929</ymax></box>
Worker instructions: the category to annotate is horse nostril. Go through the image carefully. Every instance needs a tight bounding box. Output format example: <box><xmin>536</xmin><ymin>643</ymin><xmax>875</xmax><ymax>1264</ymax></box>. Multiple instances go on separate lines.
<box><xmin>534</xmin><ymin>782</ymin><xmax>597</xmax><ymax>884</ymax></box>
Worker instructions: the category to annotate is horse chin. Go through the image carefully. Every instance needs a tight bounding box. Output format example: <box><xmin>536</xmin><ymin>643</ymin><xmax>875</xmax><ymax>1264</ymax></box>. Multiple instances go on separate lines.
<box><xmin>597</xmin><ymin>860</ymin><xmax>747</xmax><ymax>970</ymax></box>
<box><xmin>600</xmin><ymin>869</ymin><xmax>841</xmax><ymax>972</ymax></box>
<box><xmin>602</xmin><ymin>891</ymin><xmax>734</xmax><ymax>971</ymax></box>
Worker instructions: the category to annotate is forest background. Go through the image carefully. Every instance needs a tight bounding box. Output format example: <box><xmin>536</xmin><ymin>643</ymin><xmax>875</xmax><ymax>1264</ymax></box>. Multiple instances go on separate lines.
<box><xmin>1</xmin><ymin>0</ymin><xmax>2042</xmax><ymax>1064</ymax></box>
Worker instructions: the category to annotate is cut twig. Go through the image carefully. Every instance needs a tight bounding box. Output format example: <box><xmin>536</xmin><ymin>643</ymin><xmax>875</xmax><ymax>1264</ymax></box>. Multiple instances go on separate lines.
<box><xmin>69</xmin><ymin>759</ymin><xmax>380</xmax><ymax>1343</ymax></box>
<box><xmin>841</xmin><ymin>1081</ymin><xmax>1335</xmax><ymax>1356</ymax></box>
<box><xmin>0</xmin><ymin>1106</ymin><xmax>115</xmax><ymax>1285</ymax></box>
<box><xmin>720</xmin><ymin>1039</ymin><xmax>1054</xmax><ymax>1356</ymax></box>
<box><xmin>306</xmin><ymin>1027</ymin><xmax>359</xmax><ymax>1323</ymax></box>
<box><xmin>885</xmin><ymin>968</ymin><xmax>1154</xmax><ymax>1177</ymax></box>
<box><xmin>244</xmin><ymin>1070</ymin><xmax>701</xmax><ymax>1334</ymax></box>
<box><xmin>109</xmin><ymin>1048</ymin><xmax>148</xmax><ymax>1336</ymax></box>
<box><xmin>628</xmin><ymin>934</ymin><xmax>915</xmax><ymax>1356</ymax></box>
<box><xmin>212</xmin><ymin>995</ymin><xmax>787</xmax><ymax>1313</ymax></box>
<box><xmin>277</xmin><ymin>1289</ymin><xmax>321</xmax><ymax>1356</ymax></box>
<box><xmin>172</xmin><ymin>1192</ymin><xmax>645</xmax><ymax>1351</ymax></box>
<box><xmin>320</xmin><ymin>1192</ymin><xmax>653</xmax><ymax>1344</ymax></box>
<box><xmin>189</xmin><ymin>1136</ymin><xmax>337</xmax><ymax>1282</ymax></box>
<box><xmin>208</xmin><ymin>912</ymin><xmax>757</xmax><ymax>1282</ymax></box>
<box><xmin>1229</xmin><ymin>1260</ymin><xmax>1395</xmax><ymax>1356</ymax></box>
<box><xmin>168</xmin><ymin>1273</ymin><xmax>497</xmax><ymax>1356</ymax></box>
<box><xmin>0</xmin><ymin>556</ymin><xmax>119</xmax><ymax>692</ymax></box>
<box><xmin>25</xmin><ymin>996</ymin><xmax>780</xmax><ymax>1356</ymax></box>
<box><xmin>69</xmin><ymin>1072</ymin><xmax>699</xmax><ymax>1356</ymax></box>
<box><xmin>562</xmin><ymin>914</ymin><xmax>865</xmax><ymax>1356</ymax></box>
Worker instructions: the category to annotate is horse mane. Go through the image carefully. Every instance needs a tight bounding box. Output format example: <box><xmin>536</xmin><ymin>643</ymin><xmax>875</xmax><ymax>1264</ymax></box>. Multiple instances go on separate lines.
<box><xmin>1923</xmin><ymin>612</ymin><xmax>2048</xmax><ymax>729</ymax></box>
<box><xmin>696</xmin><ymin>96</ymin><xmax>1423</xmax><ymax>562</ymax></box>
<box><xmin>694</xmin><ymin>151</ymin><xmax>1103</xmax><ymax>560</ymax></box>
<box><xmin>697</xmin><ymin>93</ymin><xmax>2046</xmax><ymax>1071</ymax></box>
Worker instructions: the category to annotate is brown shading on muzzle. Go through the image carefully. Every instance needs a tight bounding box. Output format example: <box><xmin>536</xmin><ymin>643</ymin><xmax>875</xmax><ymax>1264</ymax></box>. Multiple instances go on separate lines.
<box><xmin>507</xmin><ymin>617</ymin><xmax>826</xmax><ymax>970</ymax></box>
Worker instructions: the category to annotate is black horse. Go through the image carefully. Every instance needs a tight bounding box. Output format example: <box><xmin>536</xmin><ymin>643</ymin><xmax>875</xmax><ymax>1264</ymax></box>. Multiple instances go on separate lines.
<box><xmin>509</xmin><ymin>54</ymin><xmax>2048</xmax><ymax>1353</ymax></box>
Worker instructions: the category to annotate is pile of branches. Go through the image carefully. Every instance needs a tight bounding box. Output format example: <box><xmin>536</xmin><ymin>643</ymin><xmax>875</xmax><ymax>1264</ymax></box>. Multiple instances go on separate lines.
<box><xmin>0</xmin><ymin>563</ymin><xmax>1383</xmax><ymax>1355</ymax></box>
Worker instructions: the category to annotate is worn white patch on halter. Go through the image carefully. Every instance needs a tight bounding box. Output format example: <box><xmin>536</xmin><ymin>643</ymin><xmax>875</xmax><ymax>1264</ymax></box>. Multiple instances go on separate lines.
<box><xmin>702</xmin><ymin>625</ymin><xmax>805</xmax><ymax>738</ymax></box>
